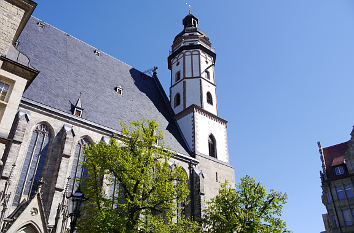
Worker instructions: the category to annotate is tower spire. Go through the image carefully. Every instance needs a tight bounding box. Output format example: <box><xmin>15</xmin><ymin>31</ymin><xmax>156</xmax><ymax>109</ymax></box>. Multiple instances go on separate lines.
<box><xmin>185</xmin><ymin>1</ymin><xmax>191</xmax><ymax>14</ymax></box>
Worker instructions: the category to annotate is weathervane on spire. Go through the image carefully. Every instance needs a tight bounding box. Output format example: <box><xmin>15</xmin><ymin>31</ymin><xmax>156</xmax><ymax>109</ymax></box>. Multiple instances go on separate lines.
<box><xmin>185</xmin><ymin>0</ymin><xmax>191</xmax><ymax>14</ymax></box>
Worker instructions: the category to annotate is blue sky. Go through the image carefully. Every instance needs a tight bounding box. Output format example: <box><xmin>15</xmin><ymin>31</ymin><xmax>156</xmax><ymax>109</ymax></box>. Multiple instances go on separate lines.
<box><xmin>32</xmin><ymin>0</ymin><xmax>354</xmax><ymax>232</ymax></box>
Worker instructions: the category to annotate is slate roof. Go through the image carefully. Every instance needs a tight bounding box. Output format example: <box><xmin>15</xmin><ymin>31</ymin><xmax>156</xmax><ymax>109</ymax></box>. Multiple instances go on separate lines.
<box><xmin>322</xmin><ymin>142</ymin><xmax>348</xmax><ymax>179</ymax></box>
<box><xmin>16</xmin><ymin>17</ymin><xmax>190</xmax><ymax>155</ymax></box>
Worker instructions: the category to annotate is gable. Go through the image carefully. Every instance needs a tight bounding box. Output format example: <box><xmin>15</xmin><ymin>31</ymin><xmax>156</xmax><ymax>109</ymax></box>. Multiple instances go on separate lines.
<box><xmin>5</xmin><ymin>194</ymin><xmax>48</xmax><ymax>233</ymax></box>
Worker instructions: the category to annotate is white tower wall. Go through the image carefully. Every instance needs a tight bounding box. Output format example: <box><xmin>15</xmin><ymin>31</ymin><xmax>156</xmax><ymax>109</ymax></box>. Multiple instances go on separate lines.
<box><xmin>170</xmin><ymin>81</ymin><xmax>184</xmax><ymax>114</ymax></box>
<box><xmin>201</xmin><ymin>80</ymin><xmax>217</xmax><ymax>115</ymax></box>
<box><xmin>200</xmin><ymin>51</ymin><xmax>215</xmax><ymax>83</ymax></box>
<box><xmin>185</xmin><ymin>79</ymin><xmax>201</xmax><ymax>108</ymax></box>
<box><xmin>176</xmin><ymin>112</ymin><xmax>194</xmax><ymax>151</ymax></box>
<box><xmin>194</xmin><ymin>111</ymin><xmax>228</xmax><ymax>162</ymax></box>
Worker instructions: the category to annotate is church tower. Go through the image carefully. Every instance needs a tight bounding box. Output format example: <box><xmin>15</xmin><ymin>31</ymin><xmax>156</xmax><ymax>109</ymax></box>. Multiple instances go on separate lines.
<box><xmin>168</xmin><ymin>13</ymin><xmax>235</xmax><ymax>209</ymax></box>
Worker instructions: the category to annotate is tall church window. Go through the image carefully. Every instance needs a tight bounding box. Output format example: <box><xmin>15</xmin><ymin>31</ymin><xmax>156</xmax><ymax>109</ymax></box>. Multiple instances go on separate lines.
<box><xmin>208</xmin><ymin>134</ymin><xmax>217</xmax><ymax>158</ymax></box>
<box><xmin>176</xmin><ymin>168</ymin><xmax>188</xmax><ymax>219</ymax></box>
<box><xmin>69</xmin><ymin>138</ymin><xmax>91</xmax><ymax>195</ymax></box>
<box><xmin>174</xmin><ymin>93</ymin><xmax>181</xmax><ymax>108</ymax></box>
<box><xmin>206</xmin><ymin>92</ymin><xmax>213</xmax><ymax>105</ymax></box>
<box><xmin>108</xmin><ymin>175</ymin><xmax>125</xmax><ymax>209</ymax></box>
<box><xmin>13</xmin><ymin>124</ymin><xmax>51</xmax><ymax>206</ymax></box>
<box><xmin>175</xmin><ymin>71</ymin><xmax>181</xmax><ymax>82</ymax></box>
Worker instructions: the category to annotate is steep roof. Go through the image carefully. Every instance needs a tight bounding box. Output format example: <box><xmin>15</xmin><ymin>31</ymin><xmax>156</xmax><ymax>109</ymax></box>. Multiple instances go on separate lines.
<box><xmin>16</xmin><ymin>17</ymin><xmax>190</xmax><ymax>155</ymax></box>
<box><xmin>322</xmin><ymin>142</ymin><xmax>348</xmax><ymax>179</ymax></box>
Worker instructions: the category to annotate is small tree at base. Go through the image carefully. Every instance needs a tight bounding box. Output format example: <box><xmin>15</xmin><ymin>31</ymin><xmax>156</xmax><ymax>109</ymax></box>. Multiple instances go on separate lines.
<box><xmin>77</xmin><ymin>120</ymin><xmax>199</xmax><ymax>233</ymax></box>
<box><xmin>202</xmin><ymin>175</ymin><xmax>290</xmax><ymax>233</ymax></box>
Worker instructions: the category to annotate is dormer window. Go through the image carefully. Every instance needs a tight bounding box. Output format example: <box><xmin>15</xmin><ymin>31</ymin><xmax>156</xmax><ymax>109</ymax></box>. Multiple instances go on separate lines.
<box><xmin>74</xmin><ymin>109</ymin><xmax>82</xmax><ymax>117</ymax></box>
<box><xmin>37</xmin><ymin>21</ymin><xmax>45</xmax><ymax>28</ymax></box>
<box><xmin>335</xmin><ymin>166</ymin><xmax>345</xmax><ymax>176</ymax></box>
<box><xmin>73</xmin><ymin>93</ymin><xmax>83</xmax><ymax>117</ymax></box>
<box><xmin>94</xmin><ymin>49</ymin><xmax>101</xmax><ymax>56</ymax></box>
<box><xmin>115</xmin><ymin>87</ymin><xmax>123</xmax><ymax>95</ymax></box>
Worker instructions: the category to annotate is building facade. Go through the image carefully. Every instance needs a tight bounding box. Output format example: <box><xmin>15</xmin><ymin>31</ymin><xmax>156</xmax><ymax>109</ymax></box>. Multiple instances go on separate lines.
<box><xmin>319</xmin><ymin>129</ymin><xmax>354</xmax><ymax>233</ymax></box>
<box><xmin>0</xmin><ymin>0</ymin><xmax>235</xmax><ymax>232</ymax></box>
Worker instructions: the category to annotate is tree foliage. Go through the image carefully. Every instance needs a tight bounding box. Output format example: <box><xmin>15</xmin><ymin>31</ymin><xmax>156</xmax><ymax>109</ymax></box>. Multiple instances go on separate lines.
<box><xmin>202</xmin><ymin>175</ymin><xmax>290</xmax><ymax>233</ymax></box>
<box><xmin>77</xmin><ymin>120</ymin><xmax>199</xmax><ymax>233</ymax></box>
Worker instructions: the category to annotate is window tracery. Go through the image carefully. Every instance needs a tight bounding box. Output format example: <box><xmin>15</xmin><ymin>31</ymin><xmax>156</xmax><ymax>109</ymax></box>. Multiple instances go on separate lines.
<box><xmin>13</xmin><ymin>124</ymin><xmax>51</xmax><ymax>206</ymax></box>
<box><xmin>69</xmin><ymin>138</ymin><xmax>91</xmax><ymax>195</ymax></box>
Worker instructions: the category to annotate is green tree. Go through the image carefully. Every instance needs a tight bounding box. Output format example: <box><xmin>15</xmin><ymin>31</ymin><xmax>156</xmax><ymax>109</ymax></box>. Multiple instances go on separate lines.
<box><xmin>202</xmin><ymin>175</ymin><xmax>290</xmax><ymax>233</ymax></box>
<box><xmin>77</xmin><ymin>120</ymin><xmax>199</xmax><ymax>233</ymax></box>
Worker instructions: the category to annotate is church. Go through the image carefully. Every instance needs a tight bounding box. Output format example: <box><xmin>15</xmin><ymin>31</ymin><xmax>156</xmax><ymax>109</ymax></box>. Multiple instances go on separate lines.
<box><xmin>0</xmin><ymin>0</ymin><xmax>235</xmax><ymax>232</ymax></box>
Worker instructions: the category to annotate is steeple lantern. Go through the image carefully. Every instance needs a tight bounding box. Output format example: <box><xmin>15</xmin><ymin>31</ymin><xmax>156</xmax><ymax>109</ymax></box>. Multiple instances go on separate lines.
<box><xmin>183</xmin><ymin>14</ymin><xmax>198</xmax><ymax>28</ymax></box>
<box><xmin>168</xmin><ymin>14</ymin><xmax>217</xmax><ymax>116</ymax></box>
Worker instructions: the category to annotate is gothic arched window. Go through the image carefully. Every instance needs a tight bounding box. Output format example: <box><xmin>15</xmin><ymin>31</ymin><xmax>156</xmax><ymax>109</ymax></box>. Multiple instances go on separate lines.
<box><xmin>108</xmin><ymin>175</ymin><xmax>125</xmax><ymax>209</ymax></box>
<box><xmin>13</xmin><ymin>124</ymin><xmax>51</xmax><ymax>206</ymax></box>
<box><xmin>69</xmin><ymin>138</ymin><xmax>91</xmax><ymax>195</ymax></box>
<box><xmin>208</xmin><ymin>134</ymin><xmax>217</xmax><ymax>158</ymax></box>
<box><xmin>174</xmin><ymin>93</ymin><xmax>181</xmax><ymax>108</ymax></box>
<box><xmin>177</xmin><ymin>167</ymin><xmax>188</xmax><ymax>219</ymax></box>
<box><xmin>206</xmin><ymin>92</ymin><xmax>213</xmax><ymax>105</ymax></box>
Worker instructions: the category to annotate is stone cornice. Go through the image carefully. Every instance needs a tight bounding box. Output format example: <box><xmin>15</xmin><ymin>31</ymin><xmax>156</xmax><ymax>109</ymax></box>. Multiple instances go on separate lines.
<box><xmin>20</xmin><ymin>98</ymin><xmax>199</xmax><ymax>165</ymax></box>
<box><xmin>175</xmin><ymin>104</ymin><xmax>227</xmax><ymax>126</ymax></box>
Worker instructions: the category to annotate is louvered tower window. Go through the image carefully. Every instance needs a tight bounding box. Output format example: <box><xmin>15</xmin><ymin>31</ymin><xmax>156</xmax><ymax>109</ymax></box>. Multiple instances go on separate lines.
<box><xmin>174</xmin><ymin>93</ymin><xmax>181</xmax><ymax>108</ymax></box>
<box><xmin>13</xmin><ymin>124</ymin><xmax>51</xmax><ymax>206</ymax></box>
<box><xmin>206</xmin><ymin>92</ymin><xmax>213</xmax><ymax>105</ymax></box>
<box><xmin>208</xmin><ymin>134</ymin><xmax>217</xmax><ymax>158</ymax></box>
<box><xmin>69</xmin><ymin>138</ymin><xmax>91</xmax><ymax>195</ymax></box>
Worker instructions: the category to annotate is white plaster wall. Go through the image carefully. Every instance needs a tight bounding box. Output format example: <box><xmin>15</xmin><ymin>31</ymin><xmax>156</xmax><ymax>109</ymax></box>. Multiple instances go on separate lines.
<box><xmin>195</xmin><ymin>112</ymin><xmax>228</xmax><ymax>163</ymax></box>
<box><xmin>201</xmin><ymin>79</ymin><xmax>217</xmax><ymax>115</ymax></box>
<box><xmin>185</xmin><ymin>52</ymin><xmax>192</xmax><ymax>77</ymax></box>
<box><xmin>171</xmin><ymin>54</ymin><xmax>184</xmax><ymax>84</ymax></box>
<box><xmin>170</xmin><ymin>81</ymin><xmax>184</xmax><ymax>114</ymax></box>
<box><xmin>177</xmin><ymin>112</ymin><xmax>194</xmax><ymax>151</ymax></box>
<box><xmin>185</xmin><ymin>78</ymin><xmax>201</xmax><ymax>108</ymax></box>
<box><xmin>192</xmin><ymin>53</ymin><xmax>200</xmax><ymax>77</ymax></box>
<box><xmin>200</xmin><ymin>51</ymin><xmax>215</xmax><ymax>83</ymax></box>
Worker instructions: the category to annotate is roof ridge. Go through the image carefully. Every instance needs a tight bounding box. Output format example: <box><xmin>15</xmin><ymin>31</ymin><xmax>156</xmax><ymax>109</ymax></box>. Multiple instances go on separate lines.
<box><xmin>30</xmin><ymin>16</ymin><xmax>147</xmax><ymax>73</ymax></box>
<box><xmin>323</xmin><ymin>141</ymin><xmax>349</xmax><ymax>150</ymax></box>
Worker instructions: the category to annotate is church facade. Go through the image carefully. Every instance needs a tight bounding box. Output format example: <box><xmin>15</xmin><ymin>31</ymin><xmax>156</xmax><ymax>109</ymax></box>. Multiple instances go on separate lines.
<box><xmin>0</xmin><ymin>0</ymin><xmax>235</xmax><ymax>232</ymax></box>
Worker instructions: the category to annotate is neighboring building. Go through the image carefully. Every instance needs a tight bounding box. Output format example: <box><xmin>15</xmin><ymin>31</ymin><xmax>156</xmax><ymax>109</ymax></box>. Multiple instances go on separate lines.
<box><xmin>0</xmin><ymin>0</ymin><xmax>235</xmax><ymax>232</ymax></box>
<box><xmin>319</xmin><ymin>130</ymin><xmax>354</xmax><ymax>233</ymax></box>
